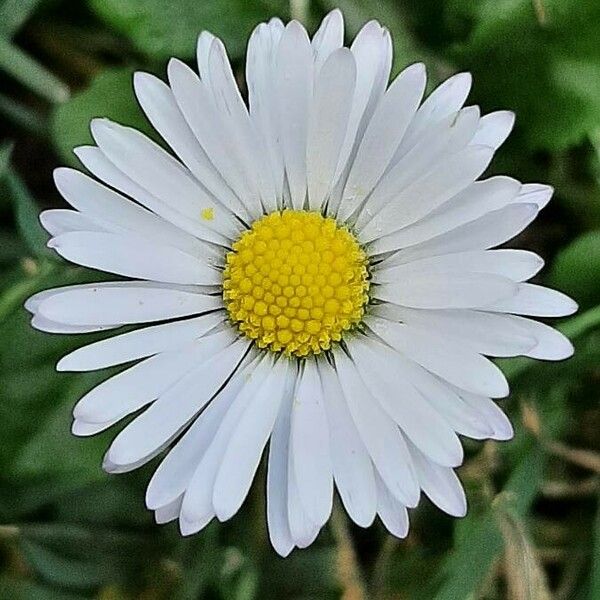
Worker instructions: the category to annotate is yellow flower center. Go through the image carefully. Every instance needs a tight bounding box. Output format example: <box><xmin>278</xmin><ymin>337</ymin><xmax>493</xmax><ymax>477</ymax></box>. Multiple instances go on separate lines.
<box><xmin>223</xmin><ymin>210</ymin><xmax>370</xmax><ymax>357</ymax></box>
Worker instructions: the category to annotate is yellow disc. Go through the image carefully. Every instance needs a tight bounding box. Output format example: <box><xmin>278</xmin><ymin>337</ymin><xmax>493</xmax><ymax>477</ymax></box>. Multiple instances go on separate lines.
<box><xmin>223</xmin><ymin>210</ymin><xmax>370</xmax><ymax>356</ymax></box>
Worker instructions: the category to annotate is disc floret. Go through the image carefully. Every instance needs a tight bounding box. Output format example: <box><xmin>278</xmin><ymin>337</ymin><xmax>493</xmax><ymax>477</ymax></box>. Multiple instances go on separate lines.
<box><xmin>223</xmin><ymin>210</ymin><xmax>370</xmax><ymax>356</ymax></box>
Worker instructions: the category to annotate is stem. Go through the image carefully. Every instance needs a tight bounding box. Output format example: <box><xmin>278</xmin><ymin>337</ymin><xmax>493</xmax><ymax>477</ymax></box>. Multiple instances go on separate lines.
<box><xmin>0</xmin><ymin>525</ymin><xmax>19</xmax><ymax>540</ymax></box>
<box><xmin>290</xmin><ymin>0</ymin><xmax>309</xmax><ymax>24</ymax></box>
<box><xmin>371</xmin><ymin>536</ymin><xmax>398</xmax><ymax>600</ymax></box>
<box><xmin>330</xmin><ymin>503</ymin><xmax>369</xmax><ymax>600</ymax></box>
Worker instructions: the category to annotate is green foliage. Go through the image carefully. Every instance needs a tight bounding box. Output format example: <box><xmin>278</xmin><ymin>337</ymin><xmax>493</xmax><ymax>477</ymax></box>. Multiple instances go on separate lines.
<box><xmin>88</xmin><ymin>0</ymin><xmax>289</xmax><ymax>60</ymax></box>
<box><xmin>1</xmin><ymin>0</ymin><xmax>600</xmax><ymax>598</ymax></box>
<box><xmin>0</xmin><ymin>0</ymin><xmax>45</xmax><ymax>37</ymax></box>
<box><xmin>5</xmin><ymin>169</ymin><xmax>51</xmax><ymax>258</ymax></box>
<box><xmin>0</xmin><ymin>36</ymin><xmax>69</xmax><ymax>104</ymax></box>
<box><xmin>324</xmin><ymin>0</ymin><xmax>439</xmax><ymax>76</ymax></box>
<box><xmin>447</xmin><ymin>0</ymin><xmax>600</xmax><ymax>150</ymax></box>
<box><xmin>548</xmin><ymin>230</ymin><xmax>600</xmax><ymax>309</ymax></box>
<box><xmin>51</xmin><ymin>67</ymin><xmax>153</xmax><ymax>166</ymax></box>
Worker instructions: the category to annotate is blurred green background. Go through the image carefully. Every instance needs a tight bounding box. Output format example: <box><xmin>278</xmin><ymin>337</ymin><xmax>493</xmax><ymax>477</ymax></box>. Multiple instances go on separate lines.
<box><xmin>1</xmin><ymin>0</ymin><xmax>600</xmax><ymax>598</ymax></box>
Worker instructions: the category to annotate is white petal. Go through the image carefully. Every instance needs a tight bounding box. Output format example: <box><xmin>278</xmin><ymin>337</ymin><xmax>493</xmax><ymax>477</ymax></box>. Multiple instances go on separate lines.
<box><xmin>359</xmin><ymin>107</ymin><xmax>481</xmax><ymax>228</ymax></box>
<box><xmin>207</xmin><ymin>38</ymin><xmax>278</xmax><ymax>213</ymax></box>
<box><xmin>514</xmin><ymin>183</ymin><xmax>553</xmax><ymax>210</ymax></box>
<box><xmin>267</xmin><ymin>381</ymin><xmax>295</xmax><ymax>557</ymax></box>
<box><xmin>196</xmin><ymin>30</ymin><xmax>215</xmax><ymax>83</ymax></box>
<box><xmin>54</xmin><ymin>167</ymin><xmax>211</xmax><ymax>257</ymax></box>
<box><xmin>457</xmin><ymin>390</ymin><xmax>514</xmax><ymax>441</ymax></box>
<box><xmin>246</xmin><ymin>20</ymin><xmax>285</xmax><ymax>200</ymax></box>
<box><xmin>407</xmin><ymin>441</ymin><xmax>466</xmax><ymax>517</ymax></box>
<box><xmin>311</xmin><ymin>9</ymin><xmax>344</xmax><ymax>72</ymax></box>
<box><xmin>375</xmin><ymin>472</ymin><xmax>409</xmax><ymax>538</ymax></box>
<box><xmin>31</xmin><ymin>314</ymin><xmax>119</xmax><ymax>334</ymax></box>
<box><xmin>338</xmin><ymin>63</ymin><xmax>426</xmax><ymax>222</ymax></box>
<box><xmin>102</xmin><ymin>440</ymin><xmax>169</xmax><ymax>474</ymax></box>
<box><xmin>73</xmin><ymin>329</ymin><xmax>235</xmax><ymax>424</ymax></box>
<box><xmin>318</xmin><ymin>360</ymin><xmax>377</xmax><ymax>527</ymax></box>
<box><xmin>90</xmin><ymin>118</ymin><xmax>240</xmax><ymax>243</ymax></box>
<box><xmin>40</xmin><ymin>209</ymin><xmax>103</xmax><ymax>236</ymax></box>
<box><xmin>290</xmin><ymin>359</ymin><xmax>333</xmax><ymax>526</ymax></box>
<box><xmin>470</xmin><ymin>110</ymin><xmax>515</xmax><ymax>150</ymax></box>
<box><xmin>179</xmin><ymin>353</ymin><xmax>274</xmax><ymax>533</ymax></box>
<box><xmin>106</xmin><ymin>338</ymin><xmax>249</xmax><ymax>467</ymax></box>
<box><xmin>275</xmin><ymin>21</ymin><xmax>313</xmax><ymax>209</ymax></box>
<box><xmin>378</xmin><ymin>203</ymin><xmax>539</xmax><ymax>263</ymax></box>
<box><xmin>287</xmin><ymin>454</ymin><xmax>321</xmax><ymax>548</ymax></box>
<box><xmin>71</xmin><ymin>415</ymin><xmax>121</xmax><ymax>437</ymax></box>
<box><xmin>374</xmin><ymin>272</ymin><xmax>517</xmax><ymax>310</ymax></box>
<box><xmin>374</xmin><ymin>250</ymin><xmax>543</xmax><ymax>285</ymax></box>
<box><xmin>399</xmin><ymin>72</ymin><xmax>472</xmax><ymax>154</ymax></box>
<box><xmin>359</xmin><ymin>145</ymin><xmax>494</xmax><ymax>242</ymax></box>
<box><xmin>349</xmin><ymin>337</ymin><xmax>463</xmax><ymax>467</ymax></box>
<box><xmin>133</xmin><ymin>71</ymin><xmax>246</xmax><ymax>218</ymax></box>
<box><xmin>146</xmin><ymin>352</ymin><xmax>262</xmax><ymax>511</ymax></box>
<box><xmin>332</xmin><ymin>21</ymin><xmax>392</xmax><ymax>189</ymax></box>
<box><xmin>58</xmin><ymin>312</ymin><xmax>225</xmax><ymax>372</ymax></box>
<box><xmin>212</xmin><ymin>358</ymin><xmax>292</xmax><ymax>520</ymax></box>
<box><xmin>154</xmin><ymin>497</ymin><xmax>182</xmax><ymax>524</ymax></box>
<box><xmin>371</xmin><ymin>176</ymin><xmax>521</xmax><ymax>255</ymax></box>
<box><xmin>306</xmin><ymin>48</ymin><xmax>356</xmax><ymax>211</ymax></box>
<box><xmin>367</xmin><ymin>316</ymin><xmax>509</xmax><ymax>398</ymax></box>
<box><xmin>372</xmin><ymin>303</ymin><xmax>537</xmax><ymax>357</ymax></box>
<box><xmin>388</xmin><ymin>360</ymin><xmax>494</xmax><ymax>439</ymax></box>
<box><xmin>37</xmin><ymin>282</ymin><xmax>222</xmax><ymax>326</ymax></box>
<box><xmin>333</xmin><ymin>349</ymin><xmax>420</xmax><ymax>507</ymax></box>
<box><xmin>48</xmin><ymin>231</ymin><xmax>220</xmax><ymax>286</ymax></box>
<box><xmin>487</xmin><ymin>283</ymin><xmax>578</xmax><ymax>317</ymax></box>
<box><xmin>74</xmin><ymin>145</ymin><xmax>239</xmax><ymax>246</ymax></box>
<box><xmin>505</xmin><ymin>315</ymin><xmax>574</xmax><ymax>360</ymax></box>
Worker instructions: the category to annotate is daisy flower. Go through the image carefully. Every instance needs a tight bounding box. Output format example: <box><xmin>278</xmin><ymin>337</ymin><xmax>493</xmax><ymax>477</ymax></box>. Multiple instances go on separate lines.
<box><xmin>26</xmin><ymin>10</ymin><xmax>576</xmax><ymax>555</ymax></box>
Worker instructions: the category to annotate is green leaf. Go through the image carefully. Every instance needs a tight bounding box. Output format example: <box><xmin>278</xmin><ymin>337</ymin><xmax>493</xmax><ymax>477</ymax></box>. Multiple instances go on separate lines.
<box><xmin>5</xmin><ymin>169</ymin><xmax>52</xmax><ymax>258</ymax></box>
<box><xmin>17</xmin><ymin>523</ymin><xmax>158</xmax><ymax>590</ymax></box>
<box><xmin>0</xmin><ymin>0</ymin><xmax>44</xmax><ymax>38</ymax></box>
<box><xmin>433</xmin><ymin>442</ymin><xmax>546</xmax><ymax>599</ymax></box>
<box><xmin>0</xmin><ymin>92</ymin><xmax>47</xmax><ymax>136</ymax></box>
<box><xmin>11</xmin><ymin>372</ymin><xmax>110</xmax><ymax>485</ymax></box>
<box><xmin>323</xmin><ymin>0</ymin><xmax>444</xmax><ymax>77</ymax></box>
<box><xmin>51</xmin><ymin>67</ymin><xmax>153</xmax><ymax>166</ymax></box>
<box><xmin>0</xmin><ymin>575</ymin><xmax>85</xmax><ymax>600</ymax></box>
<box><xmin>449</xmin><ymin>0</ymin><xmax>600</xmax><ymax>150</ymax></box>
<box><xmin>592</xmin><ymin>495</ymin><xmax>600</xmax><ymax>600</ymax></box>
<box><xmin>88</xmin><ymin>0</ymin><xmax>288</xmax><ymax>60</ymax></box>
<box><xmin>0</xmin><ymin>261</ymin><xmax>56</xmax><ymax>324</ymax></box>
<box><xmin>0</xmin><ymin>36</ymin><xmax>69</xmax><ymax>104</ymax></box>
<box><xmin>548</xmin><ymin>231</ymin><xmax>600</xmax><ymax>309</ymax></box>
<box><xmin>0</xmin><ymin>140</ymin><xmax>13</xmax><ymax>178</ymax></box>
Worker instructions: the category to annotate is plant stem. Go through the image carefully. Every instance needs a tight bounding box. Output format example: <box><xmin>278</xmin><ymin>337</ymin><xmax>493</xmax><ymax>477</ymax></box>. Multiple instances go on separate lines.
<box><xmin>330</xmin><ymin>502</ymin><xmax>369</xmax><ymax>600</ymax></box>
<box><xmin>290</xmin><ymin>0</ymin><xmax>309</xmax><ymax>24</ymax></box>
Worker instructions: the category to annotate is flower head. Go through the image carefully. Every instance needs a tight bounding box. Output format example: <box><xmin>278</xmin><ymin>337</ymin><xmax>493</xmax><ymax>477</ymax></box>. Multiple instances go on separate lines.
<box><xmin>27</xmin><ymin>9</ymin><xmax>576</xmax><ymax>555</ymax></box>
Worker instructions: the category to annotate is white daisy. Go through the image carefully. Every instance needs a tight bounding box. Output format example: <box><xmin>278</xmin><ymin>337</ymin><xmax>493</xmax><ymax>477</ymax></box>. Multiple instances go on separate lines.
<box><xmin>26</xmin><ymin>9</ymin><xmax>577</xmax><ymax>556</ymax></box>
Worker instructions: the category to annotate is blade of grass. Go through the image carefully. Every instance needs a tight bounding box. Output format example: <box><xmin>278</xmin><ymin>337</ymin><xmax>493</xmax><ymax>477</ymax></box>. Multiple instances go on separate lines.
<box><xmin>494</xmin><ymin>493</ymin><xmax>552</xmax><ymax>600</ymax></box>
<box><xmin>5</xmin><ymin>168</ymin><xmax>51</xmax><ymax>257</ymax></box>
<box><xmin>433</xmin><ymin>442</ymin><xmax>546</xmax><ymax>600</ymax></box>
<box><xmin>0</xmin><ymin>36</ymin><xmax>69</xmax><ymax>104</ymax></box>
<box><xmin>0</xmin><ymin>140</ymin><xmax>13</xmax><ymax>178</ymax></box>
<box><xmin>0</xmin><ymin>0</ymin><xmax>44</xmax><ymax>37</ymax></box>
<box><xmin>0</xmin><ymin>92</ymin><xmax>47</xmax><ymax>136</ymax></box>
<box><xmin>0</xmin><ymin>260</ymin><xmax>55</xmax><ymax>323</ymax></box>
<box><xmin>591</xmin><ymin>495</ymin><xmax>600</xmax><ymax>600</ymax></box>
